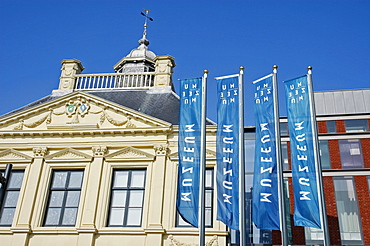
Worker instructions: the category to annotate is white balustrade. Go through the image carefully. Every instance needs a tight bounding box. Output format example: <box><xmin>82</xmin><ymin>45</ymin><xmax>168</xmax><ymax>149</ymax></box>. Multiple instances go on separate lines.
<box><xmin>74</xmin><ymin>73</ymin><xmax>155</xmax><ymax>90</ymax></box>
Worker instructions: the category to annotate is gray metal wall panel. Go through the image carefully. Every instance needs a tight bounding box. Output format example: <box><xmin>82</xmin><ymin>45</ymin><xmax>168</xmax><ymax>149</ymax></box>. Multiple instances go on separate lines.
<box><xmin>314</xmin><ymin>92</ymin><xmax>326</xmax><ymax>115</ymax></box>
<box><xmin>363</xmin><ymin>90</ymin><xmax>370</xmax><ymax>112</ymax></box>
<box><xmin>314</xmin><ymin>89</ymin><xmax>370</xmax><ymax>115</ymax></box>
<box><xmin>333</xmin><ymin>91</ymin><xmax>346</xmax><ymax>114</ymax></box>
<box><xmin>343</xmin><ymin>91</ymin><xmax>356</xmax><ymax>113</ymax></box>
<box><xmin>352</xmin><ymin>90</ymin><xmax>366</xmax><ymax>113</ymax></box>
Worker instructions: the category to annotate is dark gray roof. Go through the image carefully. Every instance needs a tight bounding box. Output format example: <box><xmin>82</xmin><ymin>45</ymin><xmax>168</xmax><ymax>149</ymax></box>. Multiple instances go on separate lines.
<box><xmin>88</xmin><ymin>90</ymin><xmax>181</xmax><ymax>124</ymax></box>
<box><xmin>0</xmin><ymin>90</ymin><xmax>215</xmax><ymax>126</ymax></box>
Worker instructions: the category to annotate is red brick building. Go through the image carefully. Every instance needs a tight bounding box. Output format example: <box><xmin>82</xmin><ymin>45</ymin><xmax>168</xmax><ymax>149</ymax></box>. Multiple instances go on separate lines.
<box><xmin>278</xmin><ymin>89</ymin><xmax>370</xmax><ymax>245</ymax></box>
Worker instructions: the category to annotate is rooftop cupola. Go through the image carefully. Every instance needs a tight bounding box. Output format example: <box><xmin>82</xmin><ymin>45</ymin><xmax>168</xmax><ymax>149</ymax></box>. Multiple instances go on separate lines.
<box><xmin>114</xmin><ymin>10</ymin><xmax>156</xmax><ymax>74</ymax></box>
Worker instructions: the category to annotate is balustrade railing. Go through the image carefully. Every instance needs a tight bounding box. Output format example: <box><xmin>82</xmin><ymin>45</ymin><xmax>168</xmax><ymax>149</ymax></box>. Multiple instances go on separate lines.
<box><xmin>75</xmin><ymin>72</ymin><xmax>155</xmax><ymax>90</ymax></box>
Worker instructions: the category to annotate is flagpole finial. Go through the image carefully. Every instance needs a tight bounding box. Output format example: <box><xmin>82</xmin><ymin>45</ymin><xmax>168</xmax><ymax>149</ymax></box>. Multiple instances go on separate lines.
<box><xmin>307</xmin><ymin>66</ymin><xmax>313</xmax><ymax>75</ymax></box>
<box><xmin>273</xmin><ymin>65</ymin><xmax>278</xmax><ymax>73</ymax></box>
<box><xmin>204</xmin><ymin>70</ymin><xmax>208</xmax><ymax>74</ymax></box>
<box><xmin>239</xmin><ymin>66</ymin><xmax>244</xmax><ymax>71</ymax></box>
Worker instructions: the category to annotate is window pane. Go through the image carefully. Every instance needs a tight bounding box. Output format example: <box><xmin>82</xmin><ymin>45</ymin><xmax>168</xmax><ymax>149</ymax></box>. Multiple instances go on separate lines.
<box><xmin>177</xmin><ymin>214</ymin><xmax>191</xmax><ymax>226</ymax></box>
<box><xmin>68</xmin><ymin>171</ymin><xmax>83</xmax><ymax>188</ymax></box>
<box><xmin>62</xmin><ymin>208</ymin><xmax>77</xmax><ymax>225</ymax></box>
<box><xmin>0</xmin><ymin>208</ymin><xmax>15</xmax><ymax>225</ymax></box>
<box><xmin>52</xmin><ymin>172</ymin><xmax>68</xmax><ymax>188</ymax></box>
<box><xmin>128</xmin><ymin>190</ymin><xmax>144</xmax><ymax>207</ymax></box>
<box><xmin>319</xmin><ymin>140</ymin><xmax>331</xmax><ymax>169</ymax></box>
<box><xmin>3</xmin><ymin>191</ymin><xmax>20</xmax><ymax>207</ymax></box>
<box><xmin>113</xmin><ymin>171</ymin><xmax>128</xmax><ymax>188</ymax></box>
<box><xmin>65</xmin><ymin>191</ymin><xmax>80</xmax><ymax>207</ymax></box>
<box><xmin>280</xmin><ymin>122</ymin><xmax>289</xmax><ymax>135</ymax></box>
<box><xmin>205</xmin><ymin>208</ymin><xmax>212</xmax><ymax>227</ymax></box>
<box><xmin>49</xmin><ymin>191</ymin><xmax>65</xmax><ymax>207</ymax></box>
<box><xmin>205</xmin><ymin>190</ymin><xmax>212</xmax><ymax>207</ymax></box>
<box><xmin>126</xmin><ymin>208</ymin><xmax>142</xmax><ymax>226</ymax></box>
<box><xmin>339</xmin><ymin>139</ymin><xmax>364</xmax><ymax>168</ymax></box>
<box><xmin>281</xmin><ymin>142</ymin><xmax>289</xmax><ymax>171</ymax></box>
<box><xmin>130</xmin><ymin>171</ymin><xmax>145</xmax><ymax>187</ymax></box>
<box><xmin>205</xmin><ymin>170</ymin><xmax>213</xmax><ymax>188</ymax></box>
<box><xmin>334</xmin><ymin>177</ymin><xmax>363</xmax><ymax>244</ymax></box>
<box><xmin>7</xmin><ymin>172</ymin><xmax>24</xmax><ymax>189</ymax></box>
<box><xmin>111</xmin><ymin>190</ymin><xmax>127</xmax><ymax>207</ymax></box>
<box><xmin>345</xmin><ymin>119</ymin><xmax>368</xmax><ymax>133</ymax></box>
<box><xmin>108</xmin><ymin>170</ymin><xmax>146</xmax><ymax>227</ymax></box>
<box><xmin>44</xmin><ymin>170</ymin><xmax>83</xmax><ymax>226</ymax></box>
<box><xmin>326</xmin><ymin>120</ymin><xmax>336</xmax><ymax>133</ymax></box>
<box><xmin>45</xmin><ymin>208</ymin><xmax>61</xmax><ymax>225</ymax></box>
<box><xmin>109</xmin><ymin>208</ymin><xmax>125</xmax><ymax>225</ymax></box>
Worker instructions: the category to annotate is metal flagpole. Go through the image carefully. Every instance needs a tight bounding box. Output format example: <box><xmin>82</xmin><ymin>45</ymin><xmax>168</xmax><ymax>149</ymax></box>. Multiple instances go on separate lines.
<box><xmin>306</xmin><ymin>66</ymin><xmax>330</xmax><ymax>246</ymax></box>
<box><xmin>272</xmin><ymin>65</ymin><xmax>288</xmax><ymax>246</ymax></box>
<box><xmin>238</xmin><ymin>67</ymin><xmax>246</xmax><ymax>246</ymax></box>
<box><xmin>199</xmin><ymin>70</ymin><xmax>208</xmax><ymax>246</ymax></box>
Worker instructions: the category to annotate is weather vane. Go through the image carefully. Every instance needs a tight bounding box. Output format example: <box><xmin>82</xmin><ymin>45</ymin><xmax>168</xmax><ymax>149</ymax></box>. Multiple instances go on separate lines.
<box><xmin>140</xmin><ymin>9</ymin><xmax>153</xmax><ymax>40</ymax></box>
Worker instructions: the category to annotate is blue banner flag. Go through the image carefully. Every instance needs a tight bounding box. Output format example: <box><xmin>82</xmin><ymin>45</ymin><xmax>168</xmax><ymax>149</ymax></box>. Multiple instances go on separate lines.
<box><xmin>284</xmin><ymin>75</ymin><xmax>321</xmax><ymax>229</ymax></box>
<box><xmin>252</xmin><ymin>74</ymin><xmax>280</xmax><ymax>230</ymax></box>
<box><xmin>177</xmin><ymin>77</ymin><xmax>203</xmax><ymax>227</ymax></box>
<box><xmin>216</xmin><ymin>75</ymin><xmax>240</xmax><ymax>230</ymax></box>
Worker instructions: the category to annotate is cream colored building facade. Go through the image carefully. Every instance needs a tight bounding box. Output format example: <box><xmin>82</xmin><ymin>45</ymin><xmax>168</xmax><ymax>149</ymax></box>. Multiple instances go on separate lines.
<box><xmin>0</xmin><ymin>35</ymin><xmax>226</xmax><ymax>245</ymax></box>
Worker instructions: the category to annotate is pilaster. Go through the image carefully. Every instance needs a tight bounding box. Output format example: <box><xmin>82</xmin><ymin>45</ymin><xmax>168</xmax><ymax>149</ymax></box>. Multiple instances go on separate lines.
<box><xmin>147</xmin><ymin>144</ymin><xmax>168</xmax><ymax>229</ymax></box>
<box><xmin>77</xmin><ymin>146</ymin><xmax>107</xmax><ymax>246</ymax></box>
<box><xmin>11</xmin><ymin>147</ymin><xmax>47</xmax><ymax>246</ymax></box>
<box><xmin>144</xmin><ymin>145</ymin><xmax>168</xmax><ymax>245</ymax></box>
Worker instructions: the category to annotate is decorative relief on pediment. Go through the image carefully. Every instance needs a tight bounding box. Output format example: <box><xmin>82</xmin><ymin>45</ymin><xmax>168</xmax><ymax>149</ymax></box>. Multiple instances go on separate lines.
<box><xmin>13</xmin><ymin>111</ymin><xmax>52</xmax><ymax>130</ymax></box>
<box><xmin>168</xmin><ymin>235</ymin><xmax>218</xmax><ymax>246</ymax></box>
<box><xmin>106</xmin><ymin>147</ymin><xmax>154</xmax><ymax>160</ymax></box>
<box><xmin>3</xmin><ymin>95</ymin><xmax>163</xmax><ymax>131</ymax></box>
<box><xmin>0</xmin><ymin>149</ymin><xmax>32</xmax><ymax>161</ymax></box>
<box><xmin>45</xmin><ymin>148</ymin><xmax>92</xmax><ymax>161</ymax></box>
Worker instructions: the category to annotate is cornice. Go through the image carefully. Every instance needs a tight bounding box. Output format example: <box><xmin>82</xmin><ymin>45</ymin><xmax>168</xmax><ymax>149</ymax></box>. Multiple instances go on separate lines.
<box><xmin>0</xmin><ymin>127</ymin><xmax>173</xmax><ymax>138</ymax></box>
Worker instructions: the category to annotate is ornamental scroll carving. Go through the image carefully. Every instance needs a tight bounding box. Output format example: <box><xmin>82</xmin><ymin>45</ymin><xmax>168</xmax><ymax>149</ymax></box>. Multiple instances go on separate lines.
<box><xmin>154</xmin><ymin>145</ymin><xmax>168</xmax><ymax>156</ymax></box>
<box><xmin>168</xmin><ymin>235</ymin><xmax>218</xmax><ymax>246</ymax></box>
<box><xmin>92</xmin><ymin>146</ymin><xmax>108</xmax><ymax>157</ymax></box>
<box><xmin>33</xmin><ymin>147</ymin><xmax>48</xmax><ymax>158</ymax></box>
<box><xmin>11</xmin><ymin>98</ymin><xmax>137</xmax><ymax>130</ymax></box>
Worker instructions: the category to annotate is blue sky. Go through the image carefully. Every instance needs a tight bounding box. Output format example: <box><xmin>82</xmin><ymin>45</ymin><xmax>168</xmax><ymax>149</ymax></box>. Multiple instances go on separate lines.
<box><xmin>0</xmin><ymin>0</ymin><xmax>369</xmax><ymax>124</ymax></box>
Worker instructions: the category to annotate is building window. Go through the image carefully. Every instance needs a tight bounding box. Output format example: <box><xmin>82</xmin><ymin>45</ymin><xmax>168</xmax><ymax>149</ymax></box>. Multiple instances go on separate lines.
<box><xmin>319</xmin><ymin>140</ymin><xmax>331</xmax><ymax>169</ymax></box>
<box><xmin>107</xmin><ymin>169</ymin><xmax>146</xmax><ymax>227</ymax></box>
<box><xmin>0</xmin><ymin>171</ymin><xmax>24</xmax><ymax>226</ymax></box>
<box><xmin>280</xmin><ymin>122</ymin><xmax>289</xmax><ymax>136</ymax></box>
<box><xmin>44</xmin><ymin>170</ymin><xmax>84</xmax><ymax>226</ymax></box>
<box><xmin>176</xmin><ymin>169</ymin><xmax>214</xmax><ymax>227</ymax></box>
<box><xmin>345</xmin><ymin>119</ymin><xmax>368</xmax><ymax>133</ymax></box>
<box><xmin>339</xmin><ymin>139</ymin><xmax>364</xmax><ymax>169</ymax></box>
<box><xmin>326</xmin><ymin>120</ymin><xmax>336</xmax><ymax>133</ymax></box>
<box><xmin>281</xmin><ymin>142</ymin><xmax>289</xmax><ymax>171</ymax></box>
<box><xmin>333</xmin><ymin>177</ymin><xmax>363</xmax><ymax>245</ymax></box>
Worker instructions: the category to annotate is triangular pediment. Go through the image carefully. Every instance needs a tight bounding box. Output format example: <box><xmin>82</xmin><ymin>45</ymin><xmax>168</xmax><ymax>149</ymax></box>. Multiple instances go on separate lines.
<box><xmin>105</xmin><ymin>147</ymin><xmax>154</xmax><ymax>161</ymax></box>
<box><xmin>169</xmin><ymin>149</ymin><xmax>217</xmax><ymax>161</ymax></box>
<box><xmin>0</xmin><ymin>149</ymin><xmax>33</xmax><ymax>162</ymax></box>
<box><xmin>0</xmin><ymin>91</ymin><xmax>171</xmax><ymax>131</ymax></box>
<box><xmin>45</xmin><ymin>148</ymin><xmax>92</xmax><ymax>162</ymax></box>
